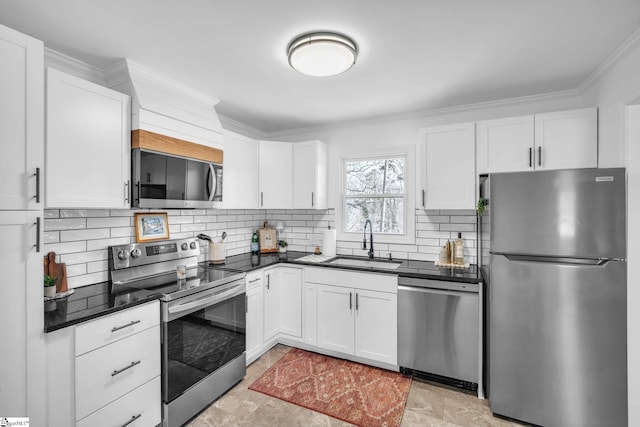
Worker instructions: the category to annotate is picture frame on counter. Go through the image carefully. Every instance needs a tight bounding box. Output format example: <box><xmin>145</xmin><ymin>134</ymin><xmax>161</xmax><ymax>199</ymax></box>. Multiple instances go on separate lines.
<box><xmin>134</xmin><ymin>212</ymin><xmax>170</xmax><ymax>243</ymax></box>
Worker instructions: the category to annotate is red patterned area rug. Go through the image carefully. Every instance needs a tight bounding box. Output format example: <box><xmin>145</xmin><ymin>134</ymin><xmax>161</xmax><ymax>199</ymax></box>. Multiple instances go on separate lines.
<box><xmin>249</xmin><ymin>348</ymin><xmax>412</xmax><ymax>427</ymax></box>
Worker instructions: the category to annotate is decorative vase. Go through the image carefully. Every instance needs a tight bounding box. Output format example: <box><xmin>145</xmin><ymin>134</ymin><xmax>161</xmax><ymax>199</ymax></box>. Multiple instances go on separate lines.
<box><xmin>44</xmin><ymin>286</ymin><xmax>56</xmax><ymax>298</ymax></box>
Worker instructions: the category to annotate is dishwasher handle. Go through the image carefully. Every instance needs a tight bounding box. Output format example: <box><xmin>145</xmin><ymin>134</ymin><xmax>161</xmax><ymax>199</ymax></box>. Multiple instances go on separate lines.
<box><xmin>398</xmin><ymin>285</ymin><xmax>479</xmax><ymax>298</ymax></box>
<box><xmin>398</xmin><ymin>277</ymin><xmax>480</xmax><ymax>293</ymax></box>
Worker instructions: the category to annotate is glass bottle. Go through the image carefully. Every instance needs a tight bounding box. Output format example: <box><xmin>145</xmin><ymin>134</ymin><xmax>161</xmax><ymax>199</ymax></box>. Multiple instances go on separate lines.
<box><xmin>251</xmin><ymin>231</ymin><xmax>259</xmax><ymax>254</ymax></box>
<box><xmin>455</xmin><ymin>232</ymin><xmax>464</xmax><ymax>265</ymax></box>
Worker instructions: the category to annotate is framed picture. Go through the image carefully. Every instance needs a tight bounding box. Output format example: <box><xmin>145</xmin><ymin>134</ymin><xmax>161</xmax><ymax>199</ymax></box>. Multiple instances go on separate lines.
<box><xmin>134</xmin><ymin>212</ymin><xmax>170</xmax><ymax>243</ymax></box>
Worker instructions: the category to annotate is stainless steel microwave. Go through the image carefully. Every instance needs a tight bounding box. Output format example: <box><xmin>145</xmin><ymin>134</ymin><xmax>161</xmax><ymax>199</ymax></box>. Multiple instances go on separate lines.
<box><xmin>131</xmin><ymin>148</ymin><xmax>222</xmax><ymax>209</ymax></box>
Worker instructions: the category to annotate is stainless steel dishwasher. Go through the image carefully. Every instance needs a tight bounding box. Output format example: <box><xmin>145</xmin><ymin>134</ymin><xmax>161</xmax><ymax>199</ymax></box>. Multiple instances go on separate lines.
<box><xmin>398</xmin><ymin>277</ymin><xmax>482</xmax><ymax>395</ymax></box>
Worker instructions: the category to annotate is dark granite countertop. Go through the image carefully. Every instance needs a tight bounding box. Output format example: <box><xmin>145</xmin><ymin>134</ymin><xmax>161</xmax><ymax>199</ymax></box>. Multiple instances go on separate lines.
<box><xmin>46</xmin><ymin>251</ymin><xmax>480</xmax><ymax>333</ymax></box>
<box><xmin>44</xmin><ymin>282</ymin><xmax>160</xmax><ymax>333</ymax></box>
<box><xmin>208</xmin><ymin>251</ymin><xmax>482</xmax><ymax>284</ymax></box>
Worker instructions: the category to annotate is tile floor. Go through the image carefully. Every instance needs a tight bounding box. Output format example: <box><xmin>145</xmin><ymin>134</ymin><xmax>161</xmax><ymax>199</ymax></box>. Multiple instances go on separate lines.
<box><xmin>187</xmin><ymin>345</ymin><xmax>521</xmax><ymax>427</ymax></box>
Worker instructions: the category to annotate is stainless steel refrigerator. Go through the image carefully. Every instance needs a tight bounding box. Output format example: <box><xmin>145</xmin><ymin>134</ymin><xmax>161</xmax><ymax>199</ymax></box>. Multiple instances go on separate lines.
<box><xmin>489</xmin><ymin>168</ymin><xmax>627</xmax><ymax>427</ymax></box>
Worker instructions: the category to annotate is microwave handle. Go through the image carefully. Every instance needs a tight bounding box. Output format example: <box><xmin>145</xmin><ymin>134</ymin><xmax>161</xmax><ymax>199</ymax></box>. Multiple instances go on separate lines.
<box><xmin>207</xmin><ymin>164</ymin><xmax>216</xmax><ymax>201</ymax></box>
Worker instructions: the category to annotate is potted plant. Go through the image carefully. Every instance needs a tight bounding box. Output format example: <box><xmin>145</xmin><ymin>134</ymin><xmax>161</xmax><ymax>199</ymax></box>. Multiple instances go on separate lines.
<box><xmin>277</xmin><ymin>240</ymin><xmax>288</xmax><ymax>254</ymax></box>
<box><xmin>44</xmin><ymin>274</ymin><xmax>58</xmax><ymax>298</ymax></box>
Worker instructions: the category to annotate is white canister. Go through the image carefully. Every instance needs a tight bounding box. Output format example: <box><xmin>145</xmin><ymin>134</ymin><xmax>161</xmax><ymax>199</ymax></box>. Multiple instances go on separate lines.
<box><xmin>209</xmin><ymin>241</ymin><xmax>226</xmax><ymax>264</ymax></box>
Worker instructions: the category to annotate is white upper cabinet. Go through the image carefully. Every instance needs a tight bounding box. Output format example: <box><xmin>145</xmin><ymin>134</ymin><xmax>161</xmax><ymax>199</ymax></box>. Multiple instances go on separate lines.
<box><xmin>534</xmin><ymin>108</ymin><xmax>597</xmax><ymax>170</ymax></box>
<box><xmin>0</xmin><ymin>25</ymin><xmax>44</xmax><ymax>210</ymax></box>
<box><xmin>476</xmin><ymin>115</ymin><xmax>534</xmax><ymax>174</ymax></box>
<box><xmin>223</xmin><ymin>131</ymin><xmax>259</xmax><ymax>209</ymax></box>
<box><xmin>46</xmin><ymin>68</ymin><xmax>131</xmax><ymax>208</ymax></box>
<box><xmin>292</xmin><ymin>140</ymin><xmax>328</xmax><ymax>209</ymax></box>
<box><xmin>419</xmin><ymin>122</ymin><xmax>476</xmax><ymax>210</ymax></box>
<box><xmin>259</xmin><ymin>141</ymin><xmax>293</xmax><ymax>209</ymax></box>
<box><xmin>477</xmin><ymin>108</ymin><xmax>597</xmax><ymax>173</ymax></box>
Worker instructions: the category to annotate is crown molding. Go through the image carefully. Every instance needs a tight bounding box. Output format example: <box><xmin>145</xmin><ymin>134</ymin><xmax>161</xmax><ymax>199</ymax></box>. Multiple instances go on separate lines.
<box><xmin>219</xmin><ymin>114</ymin><xmax>269</xmax><ymax>140</ymax></box>
<box><xmin>44</xmin><ymin>47</ymin><xmax>106</xmax><ymax>84</ymax></box>
<box><xmin>577</xmin><ymin>27</ymin><xmax>640</xmax><ymax>93</ymax></box>
<box><xmin>265</xmin><ymin>88</ymin><xmax>581</xmax><ymax>139</ymax></box>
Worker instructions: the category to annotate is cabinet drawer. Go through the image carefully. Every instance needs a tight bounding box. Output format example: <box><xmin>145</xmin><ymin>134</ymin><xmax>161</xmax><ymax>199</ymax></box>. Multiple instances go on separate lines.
<box><xmin>305</xmin><ymin>267</ymin><xmax>397</xmax><ymax>293</ymax></box>
<box><xmin>75</xmin><ymin>301</ymin><xmax>159</xmax><ymax>356</ymax></box>
<box><xmin>76</xmin><ymin>376</ymin><xmax>161</xmax><ymax>427</ymax></box>
<box><xmin>246</xmin><ymin>270</ymin><xmax>263</xmax><ymax>290</ymax></box>
<box><xmin>75</xmin><ymin>325</ymin><xmax>161</xmax><ymax>420</ymax></box>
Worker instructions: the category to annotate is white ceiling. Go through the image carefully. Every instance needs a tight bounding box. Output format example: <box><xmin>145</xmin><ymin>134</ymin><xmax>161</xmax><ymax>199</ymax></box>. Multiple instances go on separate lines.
<box><xmin>1</xmin><ymin>0</ymin><xmax>640</xmax><ymax>134</ymax></box>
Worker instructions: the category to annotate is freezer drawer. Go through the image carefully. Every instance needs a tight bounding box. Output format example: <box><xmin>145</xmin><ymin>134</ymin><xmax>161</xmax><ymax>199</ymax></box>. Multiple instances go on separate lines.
<box><xmin>398</xmin><ymin>282</ymin><xmax>479</xmax><ymax>384</ymax></box>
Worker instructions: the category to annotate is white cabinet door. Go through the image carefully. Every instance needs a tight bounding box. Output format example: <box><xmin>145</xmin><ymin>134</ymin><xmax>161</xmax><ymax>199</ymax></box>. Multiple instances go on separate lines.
<box><xmin>259</xmin><ymin>141</ymin><xmax>292</xmax><ymax>208</ymax></box>
<box><xmin>354</xmin><ymin>289</ymin><xmax>397</xmax><ymax>365</ymax></box>
<box><xmin>316</xmin><ymin>284</ymin><xmax>354</xmax><ymax>354</ymax></box>
<box><xmin>277</xmin><ymin>267</ymin><xmax>303</xmax><ymax>338</ymax></box>
<box><xmin>223</xmin><ymin>131</ymin><xmax>259</xmax><ymax>209</ymax></box>
<box><xmin>263</xmin><ymin>269</ymin><xmax>280</xmax><ymax>342</ymax></box>
<box><xmin>0</xmin><ymin>211</ymin><xmax>44</xmax><ymax>420</ymax></box>
<box><xmin>0</xmin><ymin>25</ymin><xmax>43</xmax><ymax>210</ymax></box>
<box><xmin>534</xmin><ymin>108</ymin><xmax>597</xmax><ymax>170</ymax></box>
<box><xmin>476</xmin><ymin>115</ymin><xmax>534</xmax><ymax>173</ymax></box>
<box><xmin>246</xmin><ymin>284</ymin><xmax>264</xmax><ymax>362</ymax></box>
<box><xmin>419</xmin><ymin>122</ymin><xmax>476</xmax><ymax>209</ymax></box>
<box><xmin>292</xmin><ymin>140</ymin><xmax>328</xmax><ymax>209</ymax></box>
<box><xmin>46</xmin><ymin>68</ymin><xmax>131</xmax><ymax>208</ymax></box>
<box><xmin>304</xmin><ymin>282</ymin><xmax>317</xmax><ymax>347</ymax></box>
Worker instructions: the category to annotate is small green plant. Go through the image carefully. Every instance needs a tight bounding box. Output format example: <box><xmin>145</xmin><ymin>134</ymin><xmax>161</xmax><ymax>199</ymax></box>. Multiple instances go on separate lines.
<box><xmin>477</xmin><ymin>197</ymin><xmax>488</xmax><ymax>217</ymax></box>
<box><xmin>278</xmin><ymin>240</ymin><xmax>288</xmax><ymax>248</ymax></box>
<box><xmin>44</xmin><ymin>274</ymin><xmax>58</xmax><ymax>287</ymax></box>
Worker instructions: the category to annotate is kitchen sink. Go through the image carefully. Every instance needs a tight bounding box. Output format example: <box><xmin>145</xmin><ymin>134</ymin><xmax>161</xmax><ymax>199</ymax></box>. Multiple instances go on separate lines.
<box><xmin>326</xmin><ymin>257</ymin><xmax>402</xmax><ymax>270</ymax></box>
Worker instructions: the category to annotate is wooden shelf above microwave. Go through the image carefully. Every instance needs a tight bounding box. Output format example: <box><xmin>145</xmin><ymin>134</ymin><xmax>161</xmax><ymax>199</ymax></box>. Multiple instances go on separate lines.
<box><xmin>132</xmin><ymin>129</ymin><xmax>223</xmax><ymax>164</ymax></box>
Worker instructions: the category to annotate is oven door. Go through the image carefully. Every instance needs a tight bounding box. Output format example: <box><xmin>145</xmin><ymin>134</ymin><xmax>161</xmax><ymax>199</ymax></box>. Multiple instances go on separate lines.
<box><xmin>162</xmin><ymin>279</ymin><xmax>246</xmax><ymax>404</ymax></box>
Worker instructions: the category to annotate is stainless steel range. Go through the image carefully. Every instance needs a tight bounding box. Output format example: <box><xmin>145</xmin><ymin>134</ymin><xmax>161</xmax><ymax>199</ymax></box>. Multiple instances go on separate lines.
<box><xmin>109</xmin><ymin>237</ymin><xmax>247</xmax><ymax>427</ymax></box>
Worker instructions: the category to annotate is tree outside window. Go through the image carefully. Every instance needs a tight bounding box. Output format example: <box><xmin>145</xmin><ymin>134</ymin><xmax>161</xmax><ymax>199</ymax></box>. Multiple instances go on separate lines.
<box><xmin>343</xmin><ymin>156</ymin><xmax>405</xmax><ymax>234</ymax></box>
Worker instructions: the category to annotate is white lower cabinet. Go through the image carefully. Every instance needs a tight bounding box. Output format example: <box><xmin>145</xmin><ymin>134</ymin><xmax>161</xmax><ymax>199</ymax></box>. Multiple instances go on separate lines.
<box><xmin>307</xmin><ymin>267</ymin><xmax>398</xmax><ymax>366</ymax></box>
<box><xmin>44</xmin><ymin>300</ymin><xmax>161</xmax><ymax>427</ymax></box>
<box><xmin>246</xmin><ymin>271</ymin><xmax>264</xmax><ymax>363</ymax></box>
<box><xmin>263</xmin><ymin>266</ymin><xmax>303</xmax><ymax>342</ymax></box>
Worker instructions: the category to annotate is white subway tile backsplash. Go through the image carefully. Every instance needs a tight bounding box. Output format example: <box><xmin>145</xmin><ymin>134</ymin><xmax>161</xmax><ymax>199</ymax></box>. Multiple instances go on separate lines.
<box><xmin>87</xmin><ymin>217</ymin><xmax>130</xmax><ymax>228</ymax></box>
<box><xmin>60</xmin><ymin>228</ymin><xmax>110</xmax><ymax>242</ymax></box>
<box><xmin>43</xmin><ymin>207</ymin><xmax>479</xmax><ymax>289</ymax></box>
<box><xmin>44</xmin><ymin>218</ymin><xmax>86</xmax><ymax>231</ymax></box>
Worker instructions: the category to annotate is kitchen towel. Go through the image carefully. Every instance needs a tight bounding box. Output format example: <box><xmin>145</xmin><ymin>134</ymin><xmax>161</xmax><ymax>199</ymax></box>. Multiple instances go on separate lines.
<box><xmin>323</xmin><ymin>228</ymin><xmax>337</xmax><ymax>257</ymax></box>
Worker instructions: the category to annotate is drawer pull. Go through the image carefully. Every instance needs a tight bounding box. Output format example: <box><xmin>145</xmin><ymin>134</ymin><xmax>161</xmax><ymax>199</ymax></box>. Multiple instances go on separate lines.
<box><xmin>248</xmin><ymin>278</ymin><xmax>261</xmax><ymax>283</ymax></box>
<box><xmin>121</xmin><ymin>413</ymin><xmax>142</xmax><ymax>427</ymax></box>
<box><xmin>111</xmin><ymin>320</ymin><xmax>141</xmax><ymax>333</ymax></box>
<box><xmin>112</xmin><ymin>360</ymin><xmax>141</xmax><ymax>377</ymax></box>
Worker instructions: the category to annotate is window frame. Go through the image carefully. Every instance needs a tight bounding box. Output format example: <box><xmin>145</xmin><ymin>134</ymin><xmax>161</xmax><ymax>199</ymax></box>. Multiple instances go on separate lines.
<box><xmin>337</xmin><ymin>146</ymin><xmax>415</xmax><ymax>246</ymax></box>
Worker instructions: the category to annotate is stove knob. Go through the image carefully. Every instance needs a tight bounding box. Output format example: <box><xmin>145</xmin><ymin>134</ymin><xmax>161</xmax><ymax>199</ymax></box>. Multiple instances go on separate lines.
<box><xmin>117</xmin><ymin>250</ymin><xmax>129</xmax><ymax>261</ymax></box>
<box><xmin>181</xmin><ymin>243</ymin><xmax>188</xmax><ymax>251</ymax></box>
<box><xmin>189</xmin><ymin>242</ymin><xmax>197</xmax><ymax>249</ymax></box>
<box><xmin>130</xmin><ymin>248</ymin><xmax>141</xmax><ymax>259</ymax></box>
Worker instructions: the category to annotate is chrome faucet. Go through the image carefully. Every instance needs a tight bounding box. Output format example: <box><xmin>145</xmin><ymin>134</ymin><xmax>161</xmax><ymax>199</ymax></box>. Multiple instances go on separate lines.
<box><xmin>362</xmin><ymin>219</ymin><xmax>374</xmax><ymax>259</ymax></box>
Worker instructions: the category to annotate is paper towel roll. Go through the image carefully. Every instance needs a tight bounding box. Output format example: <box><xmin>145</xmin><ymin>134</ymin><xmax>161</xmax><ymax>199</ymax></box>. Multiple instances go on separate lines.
<box><xmin>323</xmin><ymin>228</ymin><xmax>337</xmax><ymax>257</ymax></box>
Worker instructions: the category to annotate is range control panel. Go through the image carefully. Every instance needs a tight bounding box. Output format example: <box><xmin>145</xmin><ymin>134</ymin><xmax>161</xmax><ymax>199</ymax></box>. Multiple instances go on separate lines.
<box><xmin>110</xmin><ymin>238</ymin><xmax>200</xmax><ymax>270</ymax></box>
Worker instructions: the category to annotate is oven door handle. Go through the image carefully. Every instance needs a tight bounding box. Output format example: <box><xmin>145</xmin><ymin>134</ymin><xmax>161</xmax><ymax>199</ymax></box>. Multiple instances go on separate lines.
<box><xmin>168</xmin><ymin>283</ymin><xmax>245</xmax><ymax>315</ymax></box>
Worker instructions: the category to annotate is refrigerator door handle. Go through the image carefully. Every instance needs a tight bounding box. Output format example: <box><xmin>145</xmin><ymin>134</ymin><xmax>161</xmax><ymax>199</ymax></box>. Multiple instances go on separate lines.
<box><xmin>494</xmin><ymin>253</ymin><xmax>620</xmax><ymax>266</ymax></box>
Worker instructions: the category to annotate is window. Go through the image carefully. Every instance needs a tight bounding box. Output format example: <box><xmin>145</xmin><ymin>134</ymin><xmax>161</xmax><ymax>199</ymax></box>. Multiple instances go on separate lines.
<box><xmin>343</xmin><ymin>156</ymin><xmax>406</xmax><ymax>234</ymax></box>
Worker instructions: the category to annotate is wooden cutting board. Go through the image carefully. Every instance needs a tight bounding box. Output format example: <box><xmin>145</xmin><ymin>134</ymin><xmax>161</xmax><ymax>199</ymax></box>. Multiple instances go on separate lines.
<box><xmin>44</xmin><ymin>252</ymin><xmax>68</xmax><ymax>293</ymax></box>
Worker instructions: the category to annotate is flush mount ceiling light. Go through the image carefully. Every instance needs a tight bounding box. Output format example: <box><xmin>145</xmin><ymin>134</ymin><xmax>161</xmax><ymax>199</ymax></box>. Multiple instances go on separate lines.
<box><xmin>287</xmin><ymin>31</ymin><xmax>358</xmax><ymax>77</ymax></box>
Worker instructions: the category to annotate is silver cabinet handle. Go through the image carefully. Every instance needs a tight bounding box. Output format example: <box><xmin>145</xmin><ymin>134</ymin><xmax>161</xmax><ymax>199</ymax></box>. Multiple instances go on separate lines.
<box><xmin>111</xmin><ymin>320</ymin><xmax>141</xmax><ymax>333</ymax></box>
<box><xmin>249</xmin><ymin>277</ymin><xmax>261</xmax><ymax>283</ymax></box>
<box><xmin>422</xmin><ymin>189</ymin><xmax>425</xmax><ymax>207</ymax></box>
<box><xmin>124</xmin><ymin>181</ymin><xmax>130</xmax><ymax>204</ymax></box>
<box><xmin>34</xmin><ymin>167</ymin><xmax>40</xmax><ymax>203</ymax></box>
<box><xmin>261</xmin><ymin>192</ymin><xmax>264</xmax><ymax>207</ymax></box>
<box><xmin>34</xmin><ymin>217</ymin><xmax>41</xmax><ymax>253</ymax></box>
<box><xmin>529</xmin><ymin>147</ymin><xmax>533</xmax><ymax>167</ymax></box>
<box><xmin>538</xmin><ymin>146</ymin><xmax>542</xmax><ymax>167</ymax></box>
<box><xmin>311</xmin><ymin>192</ymin><xmax>314</xmax><ymax>207</ymax></box>
<box><xmin>356</xmin><ymin>292</ymin><xmax>359</xmax><ymax>311</ymax></box>
<box><xmin>121</xmin><ymin>414</ymin><xmax>142</xmax><ymax>427</ymax></box>
<box><xmin>111</xmin><ymin>360</ymin><xmax>140</xmax><ymax>377</ymax></box>
<box><xmin>266</xmin><ymin>274</ymin><xmax>270</xmax><ymax>290</ymax></box>
<box><xmin>349</xmin><ymin>292</ymin><xmax>353</xmax><ymax>310</ymax></box>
